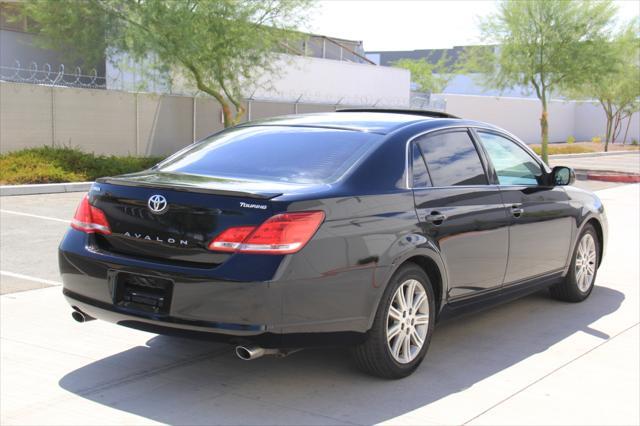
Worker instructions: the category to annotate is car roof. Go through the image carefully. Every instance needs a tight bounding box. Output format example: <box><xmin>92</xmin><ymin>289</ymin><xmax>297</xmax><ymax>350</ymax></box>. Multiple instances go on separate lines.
<box><xmin>237</xmin><ymin>111</ymin><xmax>460</xmax><ymax>135</ymax></box>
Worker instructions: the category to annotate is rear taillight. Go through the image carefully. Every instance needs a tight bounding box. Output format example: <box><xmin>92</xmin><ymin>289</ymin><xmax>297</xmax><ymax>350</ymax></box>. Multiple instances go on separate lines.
<box><xmin>70</xmin><ymin>194</ymin><xmax>112</xmax><ymax>235</ymax></box>
<box><xmin>208</xmin><ymin>211</ymin><xmax>325</xmax><ymax>255</ymax></box>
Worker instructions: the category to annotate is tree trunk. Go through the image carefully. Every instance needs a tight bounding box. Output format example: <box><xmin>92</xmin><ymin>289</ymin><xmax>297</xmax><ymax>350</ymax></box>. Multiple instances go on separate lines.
<box><xmin>622</xmin><ymin>112</ymin><xmax>632</xmax><ymax>145</ymax></box>
<box><xmin>611</xmin><ymin>112</ymin><xmax>623</xmax><ymax>145</ymax></box>
<box><xmin>540</xmin><ymin>99</ymin><xmax>549</xmax><ymax>165</ymax></box>
<box><xmin>604</xmin><ymin>116</ymin><xmax>611</xmax><ymax>152</ymax></box>
<box><xmin>604</xmin><ymin>102</ymin><xmax>613</xmax><ymax>153</ymax></box>
<box><xmin>220</xmin><ymin>103</ymin><xmax>234</xmax><ymax>128</ymax></box>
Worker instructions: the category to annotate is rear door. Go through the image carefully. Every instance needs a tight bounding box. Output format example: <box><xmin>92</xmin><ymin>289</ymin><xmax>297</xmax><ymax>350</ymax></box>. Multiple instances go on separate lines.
<box><xmin>412</xmin><ymin>129</ymin><xmax>510</xmax><ymax>300</ymax></box>
<box><xmin>474</xmin><ymin>130</ymin><xmax>574</xmax><ymax>283</ymax></box>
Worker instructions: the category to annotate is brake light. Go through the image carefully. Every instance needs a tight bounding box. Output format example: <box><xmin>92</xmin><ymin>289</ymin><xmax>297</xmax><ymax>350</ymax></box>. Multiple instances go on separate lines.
<box><xmin>208</xmin><ymin>226</ymin><xmax>257</xmax><ymax>252</ymax></box>
<box><xmin>70</xmin><ymin>194</ymin><xmax>112</xmax><ymax>235</ymax></box>
<box><xmin>208</xmin><ymin>211</ymin><xmax>325</xmax><ymax>254</ymax></box>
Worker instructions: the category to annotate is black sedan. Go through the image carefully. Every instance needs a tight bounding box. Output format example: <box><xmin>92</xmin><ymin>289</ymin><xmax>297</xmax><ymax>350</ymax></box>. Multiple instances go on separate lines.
<box><xmin>59</xmin><ymin>109</ymin><xmax>607</xmax><ymax>379</ymax></box>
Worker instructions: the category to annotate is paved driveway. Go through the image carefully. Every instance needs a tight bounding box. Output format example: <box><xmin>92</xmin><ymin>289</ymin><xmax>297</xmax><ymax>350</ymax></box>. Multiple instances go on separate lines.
<box><xmin>1</xmin><ymin>184</ymin><xmax>639</xmax><ymax>425</ymax></box>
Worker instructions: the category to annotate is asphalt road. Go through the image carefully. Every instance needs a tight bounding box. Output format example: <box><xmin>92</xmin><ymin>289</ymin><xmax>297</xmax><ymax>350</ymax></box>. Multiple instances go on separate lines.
<box><xmin>0</xmin><ymin>182</ymin><xmax>638</xmax><ymax>425</ymax></box>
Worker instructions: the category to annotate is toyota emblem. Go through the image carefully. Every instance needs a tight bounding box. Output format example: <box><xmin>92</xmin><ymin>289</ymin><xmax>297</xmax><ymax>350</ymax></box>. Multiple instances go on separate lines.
<box><xmin>148</xmin><ymin>194</ymin><xmax>168</xmax><ymax>214</ymax></box>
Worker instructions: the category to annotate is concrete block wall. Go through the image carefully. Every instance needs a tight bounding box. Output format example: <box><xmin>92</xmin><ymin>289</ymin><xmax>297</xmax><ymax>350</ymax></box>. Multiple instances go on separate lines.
<box><xmin>1</xmin><ymin>82</ymin><xmax>385</xmax><ymax>157</ymax></box>
<box><xmin>441</xmin><ymin>93</ymin><xmax>640</xmax><ymax>144</ymax></box>
<box><xmin>2</xmin><ymin>82</ymin><xmax>638</xmax><ymax>159</ymax></box>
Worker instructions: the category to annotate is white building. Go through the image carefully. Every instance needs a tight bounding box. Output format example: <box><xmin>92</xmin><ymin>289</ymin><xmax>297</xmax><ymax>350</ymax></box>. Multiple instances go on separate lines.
<box><xmin>106</xmin><ymin>34</ymin><xmax>411</xmax><ymax>108</ymax></box>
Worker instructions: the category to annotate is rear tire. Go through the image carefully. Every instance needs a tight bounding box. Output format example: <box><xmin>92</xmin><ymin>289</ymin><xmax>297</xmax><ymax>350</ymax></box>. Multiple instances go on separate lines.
<box><xmin>351</xmin><ymin>263</ymin><xmax>436</xmax><ymax>379</ymax></box>
<box><xmin>550</xmin><ymin>224</ymin><xmax>599</xmax><ymax>303</ymax></box>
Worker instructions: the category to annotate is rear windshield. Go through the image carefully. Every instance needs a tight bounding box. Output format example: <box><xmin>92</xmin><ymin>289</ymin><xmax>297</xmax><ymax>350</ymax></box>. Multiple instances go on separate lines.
<box><xmin>155</xmin><ymin>126</ymin><xmax>381</xmax><ymax>184</ymax></box>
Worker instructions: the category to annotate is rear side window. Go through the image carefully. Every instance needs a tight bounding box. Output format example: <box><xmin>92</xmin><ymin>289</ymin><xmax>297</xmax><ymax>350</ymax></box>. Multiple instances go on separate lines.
<box><xmin>416</xmin><ymin>131</ymin><xmax>488</xmax><ymax>186</ymax></box>
<box><xmin>411</xmin><ymin>143</ymin><xmax>431</xmax><ymax>187</ymax></box>
<box><xmin>156</xmin><ymin>126</ymin><xmax>381</xmax><ymax>184</ymax></box>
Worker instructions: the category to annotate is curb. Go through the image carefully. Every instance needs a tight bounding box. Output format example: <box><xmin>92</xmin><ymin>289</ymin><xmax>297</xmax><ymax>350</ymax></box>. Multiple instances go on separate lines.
<box><xmin>574</xmin><ymin>169</ymin><xmax>640</xmax><ymax>183</ymax></box>
<box><xmin>549</xmin><ymin>150</ymin><xmax>639</xmax><ymax>159</ymax></box>
<box><xmin>0</xmin><ymin>182</ymin><xmax>93</xmax><ymax>196</ymax></box>
<box><xmin>584</xmin><ymin>173</ymin><xmax>640</xmax><ymax>183</ymax></box>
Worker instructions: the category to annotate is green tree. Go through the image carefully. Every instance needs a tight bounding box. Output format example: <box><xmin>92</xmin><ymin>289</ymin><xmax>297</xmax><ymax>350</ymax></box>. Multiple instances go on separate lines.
<box><xmin>567</xmin><ymin>22</ymin><xmax>640</xmax><ymax>151</ymax></box>
<box><xmin>474</xmin><ymin>0</ymin><xmax>617</xmax><ymax>164</ymax></box>
<box><xmin>23</xmin><ymin>0</ymin><xmax>311</xmax><ymax>128</ymax></box>
<box><xmin>393</xmin><ymin>53</ymin><xmax>455</xmax><ymax>94</ymax></box>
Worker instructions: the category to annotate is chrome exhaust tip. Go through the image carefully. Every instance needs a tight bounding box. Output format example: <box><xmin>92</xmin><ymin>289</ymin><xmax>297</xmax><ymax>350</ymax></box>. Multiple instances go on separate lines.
<box><xmin>234</xmin><ymin>345</ymin><xmax>301</xmax><ymax>360</ymax></box>
<box><xmin>235</xmin><ymin>345</ymin><xmax>266</xmax><ymax>361</ymax></box>
<box><xmin>71</xmin><ymin>309</ymin><xmax>95</xmax><ymax>323</ymax></box>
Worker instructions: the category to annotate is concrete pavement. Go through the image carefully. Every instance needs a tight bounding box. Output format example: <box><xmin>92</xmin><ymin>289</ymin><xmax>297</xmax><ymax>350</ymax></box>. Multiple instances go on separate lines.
<box><xmin>1</xmin><ymin>184</ymin><xmax>639</xmax><ymax>425</ymax></box>
<box><xmin>0</xmin><ymin>192</ymin><xmax>82</xmax><ymax>294</ymax></box>
<box><xmin>550</xmin><ymin>152</ymin><xmax>640</xmax><ymax>174</ymax></box>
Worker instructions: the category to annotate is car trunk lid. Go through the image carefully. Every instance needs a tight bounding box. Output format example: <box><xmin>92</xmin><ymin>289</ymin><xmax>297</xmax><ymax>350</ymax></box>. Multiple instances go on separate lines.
<box><xmin>89</xmin><ymin>173</ymin><xmax>283</xmax><ymax>267</ymax></box>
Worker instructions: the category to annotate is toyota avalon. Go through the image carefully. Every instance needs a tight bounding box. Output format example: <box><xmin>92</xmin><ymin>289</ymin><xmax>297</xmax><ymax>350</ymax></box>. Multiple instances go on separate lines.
<box><xmin>59</xmin><ymin>109</ymin><xmax>606</xmax><ymax>378</ymax></box>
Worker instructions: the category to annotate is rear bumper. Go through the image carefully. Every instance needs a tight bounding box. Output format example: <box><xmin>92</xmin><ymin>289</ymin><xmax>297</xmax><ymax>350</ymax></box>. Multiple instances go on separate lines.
<box><xmin>63</xmin><ymin>289</ymin><xmax>365</xmax><ymax>348</ymax></box>
<box><xmin>59</xmin><ymin>229</ymin><xmax>376</xmax><ymax>346</ymax></box>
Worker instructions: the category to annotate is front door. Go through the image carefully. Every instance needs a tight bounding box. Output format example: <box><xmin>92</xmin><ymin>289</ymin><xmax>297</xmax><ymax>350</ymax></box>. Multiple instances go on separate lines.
<box><xmin>475</xmin><ymin>130</ymin><xmax>574</xmax><ymax>284</ymax></box>
<box><xmin>412</xmin><ymin>130</ymin><xmax>510</xmax><ymax>300</ymax></box>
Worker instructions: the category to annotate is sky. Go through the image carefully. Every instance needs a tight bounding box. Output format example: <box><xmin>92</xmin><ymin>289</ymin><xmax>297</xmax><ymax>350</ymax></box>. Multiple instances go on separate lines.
<box><xmin>305</xmin><ymin>0</ymin><xmax>640</xmax><ymax>51</ymax></box>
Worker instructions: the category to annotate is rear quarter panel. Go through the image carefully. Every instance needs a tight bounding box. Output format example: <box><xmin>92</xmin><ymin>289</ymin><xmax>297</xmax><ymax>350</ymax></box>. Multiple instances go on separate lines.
<box><xmin>271</xmin><ymin>192</ymin><xmax>436</xmax><ymax>333</ymax></box>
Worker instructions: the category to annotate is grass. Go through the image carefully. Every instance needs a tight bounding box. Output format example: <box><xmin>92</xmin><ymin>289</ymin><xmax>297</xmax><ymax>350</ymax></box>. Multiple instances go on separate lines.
<box><xmin>530</xmin><ymin>145</ymin><xmax>594</xmax><ymax>155</ymax></box>
<box><xmin>0</xmin><ymin>146</ymin><xmax>162</xmax><ymax>185</ymax></box>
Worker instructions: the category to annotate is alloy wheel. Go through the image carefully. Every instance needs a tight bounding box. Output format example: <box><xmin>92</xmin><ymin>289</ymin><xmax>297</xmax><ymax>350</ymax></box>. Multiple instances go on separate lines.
<box><xmin>575</xmin><ymin>233</ymin><xmax>597</xmax><ymax>292</ymax></box>
<box><xmin>386</xmin><ymin>279</ymin><xmax>430</xmax><ymax>364</ymax></box>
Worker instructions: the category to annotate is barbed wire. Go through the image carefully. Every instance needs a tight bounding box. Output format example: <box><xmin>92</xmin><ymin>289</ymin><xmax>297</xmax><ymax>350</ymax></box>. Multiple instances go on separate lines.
<box><xmin>0</xmin><ymin>61</ymin><xmax>106</xmax><ymax>88</ymax></box>
<box><xmin>0</xmin><ymin>61</ymin><xmax>445</xmax><ymax>111</ymax></box>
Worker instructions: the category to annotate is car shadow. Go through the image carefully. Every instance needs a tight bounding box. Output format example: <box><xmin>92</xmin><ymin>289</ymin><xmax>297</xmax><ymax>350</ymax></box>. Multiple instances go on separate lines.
<box><xmin>59</xmin><ymin>285</ymin><xmax>624</xmax><ymax>425</ymax></box>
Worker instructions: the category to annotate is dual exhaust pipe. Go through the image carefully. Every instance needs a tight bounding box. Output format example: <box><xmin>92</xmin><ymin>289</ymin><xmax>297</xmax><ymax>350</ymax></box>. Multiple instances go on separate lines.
<box><xmin>71</xmin><ymin>309</ymin><xmax>291</xmax><ymax>361</ymax></box>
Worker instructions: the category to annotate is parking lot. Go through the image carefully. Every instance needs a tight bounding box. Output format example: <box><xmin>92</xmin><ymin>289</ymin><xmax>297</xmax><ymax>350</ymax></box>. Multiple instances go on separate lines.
<box><xmin>1</xmin><ymin>182</ymin><xmax>639</xmax><ymax>425</ymax></box>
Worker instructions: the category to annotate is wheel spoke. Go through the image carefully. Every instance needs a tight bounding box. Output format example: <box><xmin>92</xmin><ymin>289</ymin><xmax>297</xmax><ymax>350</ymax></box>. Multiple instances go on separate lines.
<box><xmin>412</xmin><ymin>291</ymin><xmax>427</xmax><ymax>311</ymax></box>
<box><xmin>388</xmin><ymin>305</ymin><xmax>402</xmax><ymax>321</ymax></box>
<box><xmin>405</xmin><ymin>281</ymin><xmax>415</xmax><ymax>309</ymax></box>
<box><xmin>402</xmin><ymin>335</ymin><xmax>411</xmax><ymax>363</ymax></box>
<box><xmin>391</xmin><ymin>333</ymin><xmax>403</xmax><ymax>357</ymax></box>
<box><xmin>414</xmin><ymin>313</ymin><xmax>429</xmax><ymax>326</ymax></box>
<box><xmin>576</xmin><ymin>267</ymin><xmax>585</xmax><ymax>285</ymax></box>
<box><xmin>396</xmin><ymin>288</ymin><xmax>407</xmax><ymax>311</ymax></box>
<box><xmin>387</xmin><ymin>323</ymin><xmax>401</xmax><ymax>341</ymax></box>
<box><xmin>411</xmin><ymin>329</ymin><xmax>424</xmax><ymax>347</ymax></box>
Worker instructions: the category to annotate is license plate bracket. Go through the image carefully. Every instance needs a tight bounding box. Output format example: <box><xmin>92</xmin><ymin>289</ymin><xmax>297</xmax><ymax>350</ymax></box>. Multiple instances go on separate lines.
<box><xmin>114</xmin><ymin>272</ymin><xmax>173</xmax><ymax>315</ymax></box>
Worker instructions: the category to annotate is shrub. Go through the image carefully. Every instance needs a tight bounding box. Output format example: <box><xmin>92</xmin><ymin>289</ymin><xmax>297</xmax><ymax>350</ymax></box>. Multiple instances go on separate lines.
<box><xmin>632</xmin><ymin>139</ymin><xmax>639</xmax><ymax>146</ymax></box>
<box><xmin>566</xmin><ymin>135</ymin><xmax>576</xmax><ymax>144</ymax></box>
<box><xmin>0</xmin><ymin>146</ymin><xmax>162</xmax><ymax>185</ymax></box>
<box><xmin>591</xmin><ymin>136</ymin><xmax>602</xmax><ymax>144</ymax></box>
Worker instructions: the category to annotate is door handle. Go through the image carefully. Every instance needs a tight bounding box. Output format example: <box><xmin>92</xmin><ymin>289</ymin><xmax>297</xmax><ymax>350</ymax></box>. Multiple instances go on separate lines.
<box><xmin>425</xmin><ymin>212</ymin><xmax>447</xmax><ymax>225</ymax></box>
<box><xmin>511</xmin><ymin>204</ymin><xmax>524</xmax><ymax>218</ymax></box>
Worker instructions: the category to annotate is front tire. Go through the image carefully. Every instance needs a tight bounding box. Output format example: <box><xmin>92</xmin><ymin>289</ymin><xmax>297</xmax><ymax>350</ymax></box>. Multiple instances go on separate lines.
<box><xmin>550</xmin><ymin>224</ymin><xmax>599</xmax><ymax>302</ymax></box>
<box><xmin>352</xmin><ymin>263</ymin><xmax>436</xmax><ymax>379</ymax></box>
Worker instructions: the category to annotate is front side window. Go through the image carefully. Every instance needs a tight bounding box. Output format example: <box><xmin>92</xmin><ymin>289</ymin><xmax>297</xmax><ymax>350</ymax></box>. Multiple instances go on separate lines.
<box><xmin>477</xmin><ymin>132</ymin><xmax>543</xmax><ymax>185</ymax></box>
<box><xmin>416</xmin><ymin>131</ymin><xmax>488</xmax><ymax>186</ymax></box>
<box><xmin>156</xmin><ymin>126</ymin><xmax>382</xmax><ymax>184</ymax></box>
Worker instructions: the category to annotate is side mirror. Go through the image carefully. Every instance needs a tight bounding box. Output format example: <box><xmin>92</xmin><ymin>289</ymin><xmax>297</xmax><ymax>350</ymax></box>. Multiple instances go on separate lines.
<box><xmin>551</xmin><ymin>166</ymin><xmax>575</xmax><ymax>186</ymax></box>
